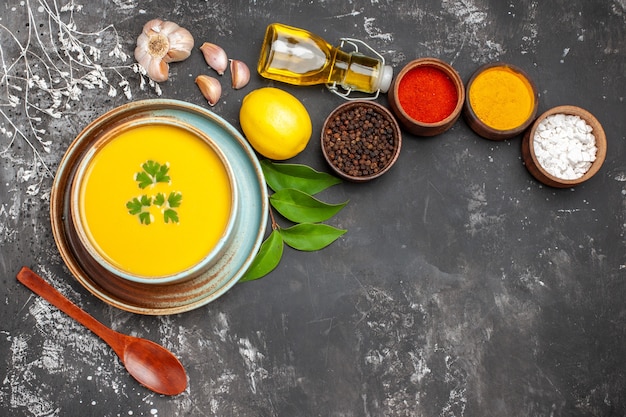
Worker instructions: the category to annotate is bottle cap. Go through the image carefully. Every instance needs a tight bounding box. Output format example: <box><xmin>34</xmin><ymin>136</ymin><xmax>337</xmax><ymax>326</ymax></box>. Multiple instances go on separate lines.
<box><xmin>378</xmin><ymin>65</ymin><xmax>393</xmax><ymax>93</ymax></box>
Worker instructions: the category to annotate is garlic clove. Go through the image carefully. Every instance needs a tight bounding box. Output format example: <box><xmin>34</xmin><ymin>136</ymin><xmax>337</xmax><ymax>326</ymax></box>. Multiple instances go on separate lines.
<box><xmin>195</xmin><ymin>75</ymin><xmax>222</xmax><ymax>106</ymax></box>
<box><xmin>199</xmin><ymin>42</ymin><xmax>228</xmax><ymax>75</ymax></box>
<box><xmin>159</xmin><ymin>20</ymin><xmax>183</xmax><ymax>35</ymax></box>
<box><xmin>142</xmin><ymin>18</ymin><xmax>165</xmax><ymax>37</ymax></box>
<box><xmin>145</xmin><ymin>57</ymin><xmax>170</xmax><ymax>83</ymax></box>
<box><xmin>229</xmin><ymin>59</ymin><xmax>250</xmax><ymax>90</ymax></box>
<box><xmin>164</xmin><ymin>26</ymin><xmax>194</xmax><ymax>63</ymax></box>
<box><xmin>166</xmin><ymin>45</ymin><xmax>193</xmax><ymax>63</ymax></box>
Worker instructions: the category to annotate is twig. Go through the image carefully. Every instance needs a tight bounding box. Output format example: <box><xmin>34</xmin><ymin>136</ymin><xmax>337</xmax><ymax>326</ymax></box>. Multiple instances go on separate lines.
<box><xmin>0</xmin><ymin>0</ymin><xmax>159</xmax><ymax>196</ymax></box>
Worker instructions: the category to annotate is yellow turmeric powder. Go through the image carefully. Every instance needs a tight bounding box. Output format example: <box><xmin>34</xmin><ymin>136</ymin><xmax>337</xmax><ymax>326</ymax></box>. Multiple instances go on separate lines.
<box><xmin>469</xmin><ymin>66</ymin><xmax>535</xmax><ymax>131</ymax></box>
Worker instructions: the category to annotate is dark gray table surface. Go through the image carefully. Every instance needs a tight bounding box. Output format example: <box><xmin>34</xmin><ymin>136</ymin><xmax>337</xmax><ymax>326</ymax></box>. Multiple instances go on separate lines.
<box><xmin>1</xmin><ymin>1</ymin><xmax>625</xmax><ymax>416</ymax></box>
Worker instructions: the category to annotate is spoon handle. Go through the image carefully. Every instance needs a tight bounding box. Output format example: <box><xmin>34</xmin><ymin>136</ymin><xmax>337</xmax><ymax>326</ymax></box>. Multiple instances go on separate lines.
<box><xmin>16</xmin><ymin>266</ymin><xmax>125</xmax><ymax>355</ymax></box>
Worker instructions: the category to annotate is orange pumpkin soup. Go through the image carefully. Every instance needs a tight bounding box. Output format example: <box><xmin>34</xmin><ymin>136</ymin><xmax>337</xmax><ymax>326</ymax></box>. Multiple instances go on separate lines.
<box><xmin>76</xmin><ymin>123</ymin><xmax>233</xmax><ymax>278</ymax></box>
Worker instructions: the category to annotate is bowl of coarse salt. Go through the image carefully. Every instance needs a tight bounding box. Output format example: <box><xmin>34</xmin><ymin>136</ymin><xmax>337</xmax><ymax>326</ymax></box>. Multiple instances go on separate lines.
<box><xmin>521</xmin><ymin>105</ymin><xmax>607</xmax><ymax>188</ymax></box>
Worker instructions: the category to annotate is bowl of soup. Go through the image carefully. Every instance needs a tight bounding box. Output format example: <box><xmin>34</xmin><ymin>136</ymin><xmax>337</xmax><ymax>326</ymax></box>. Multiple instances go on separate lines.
<box><xmin>70</xmin><ymin>119</ymin><xmax>238</xmax><ymax>285</ymax></box>
<box><xmin>50</xmin><ymin>99</ymin><xmax>269</xmax><ymax>314</ymax></box>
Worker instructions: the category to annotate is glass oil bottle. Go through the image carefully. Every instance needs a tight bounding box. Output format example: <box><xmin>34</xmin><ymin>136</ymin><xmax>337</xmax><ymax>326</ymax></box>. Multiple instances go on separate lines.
<box><xmin>257</xmin><ymin>23</ymin><xmax>393</xmax><ymax>99</ymax></box>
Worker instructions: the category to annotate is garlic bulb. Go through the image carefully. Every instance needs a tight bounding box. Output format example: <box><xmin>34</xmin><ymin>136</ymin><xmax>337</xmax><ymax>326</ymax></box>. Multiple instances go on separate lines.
<box><xmin>200</xmin><ymin>42</ymin><xmax>228</xmax><ymax>75</ymax></box>
<box><xmin>229</xmin><ymin>59</ymin><xmax>250</xmax><ymax>89</ymax></box>
<box><xmin>134</xmin><ymin>19</ymin><xmax>194</xmax><ymax>82</ymax></box>
<box><xmin>195</xmin><ymin>75</ymin><xmax>222</xmax><ymax>106</ymax></box>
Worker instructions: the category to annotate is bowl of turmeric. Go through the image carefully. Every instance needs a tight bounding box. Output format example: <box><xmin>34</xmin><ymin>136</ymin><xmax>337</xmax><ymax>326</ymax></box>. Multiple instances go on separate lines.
<box><xmin>464</xmin><ymin>63</ymin><xmax>538</xmax><ymax>140</ymax></box>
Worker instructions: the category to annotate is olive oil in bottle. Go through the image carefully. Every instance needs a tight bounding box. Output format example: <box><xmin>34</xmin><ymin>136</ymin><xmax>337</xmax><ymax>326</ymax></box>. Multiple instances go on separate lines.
<box><xmin>257</xmin><ymin>23</ymin><xmax>393</xmax><ymax>97</ymax></box>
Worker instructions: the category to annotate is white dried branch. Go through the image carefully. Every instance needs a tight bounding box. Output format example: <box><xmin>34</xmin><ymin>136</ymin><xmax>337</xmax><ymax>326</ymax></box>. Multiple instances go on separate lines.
<box><xmin>0</xmin><ymin>0</ymin><xmax>160</xmax><ymax>196</ymax></box>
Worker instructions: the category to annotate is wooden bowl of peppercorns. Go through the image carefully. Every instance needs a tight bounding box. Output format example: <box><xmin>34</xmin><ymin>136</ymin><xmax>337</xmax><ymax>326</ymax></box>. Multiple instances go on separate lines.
<box><xmin>321</xmin><ymin>100</ymin><xmax>401</xmax><ymax>182</ymax></box>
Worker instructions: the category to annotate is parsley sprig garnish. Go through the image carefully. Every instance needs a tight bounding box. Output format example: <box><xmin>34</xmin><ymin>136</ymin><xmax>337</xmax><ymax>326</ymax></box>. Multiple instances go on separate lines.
<box><xmin>126</xmin><ymin>195</ymin><xmax>153</xmax><ymax>225</ymax></box>
<box><xmin>135</xmin><ymin>160</ymin><xmax>171</xmax><ymax>188</ymax></box>
<box><xmin>126</xmin><ymin>160</ymin><xmax>182</xmax><ymax>225</ymax></box>
<box><xmin>154</xmin><ymin>191</ymin><xmax>183</xmax><ymax>223</ymax></box>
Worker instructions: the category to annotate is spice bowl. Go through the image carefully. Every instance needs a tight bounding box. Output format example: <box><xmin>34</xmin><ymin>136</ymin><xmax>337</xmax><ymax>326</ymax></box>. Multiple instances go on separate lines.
<box><xmin>388</xmin><ymin>57</ymin><xmax>465</xmax><ymax>137</ymax></box>
<box><xmin>464</xmin><ymin>62</ymin><xmax>538</xmax><ymax>140</ymax></box>
<box><xmin>321</xmin><ymin>100</ymin><xmax>401</xmax><ymax>182</ymax></box>
<box><xmin>521</xmin><ymin>105</ymin><xmax>607</xmax><ymax>188</ymax></box>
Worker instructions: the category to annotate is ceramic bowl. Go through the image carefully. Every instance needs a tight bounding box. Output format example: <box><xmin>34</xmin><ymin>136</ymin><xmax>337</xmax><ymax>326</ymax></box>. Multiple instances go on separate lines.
<box><xmin>321</xmin><ymin>100</ymin><xmax>401</xmax><ymax>182</ymax></box>
<box><xmin>69</xmin><ymin>118</ymin><xmax>239</xmax><ymax>285</ymax></box>
<box><xmin>521</xmin><ymin>105</ymin><xmax>607</xmax><ymax>188</ymax></box>
<box><xmin>50</xmin><ymin>99</ymin><xmax>268</xmax><ymax>314</ymax></box>
<box><xmin>387</xmin><ymin>58</ymin><xmax>465</xmax><ymax>137</ymax></box>
<box><xmin>464</xmin><ymin>63</ymin><xmax>538</xmax><ymax>140</ymax></box>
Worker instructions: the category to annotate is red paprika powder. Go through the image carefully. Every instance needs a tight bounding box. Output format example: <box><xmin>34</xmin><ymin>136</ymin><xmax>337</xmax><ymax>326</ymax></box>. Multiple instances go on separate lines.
<box><xmin>397</xmin><ymin>66</ymin><xmax>458</xmax><ymax>123</ymax></box>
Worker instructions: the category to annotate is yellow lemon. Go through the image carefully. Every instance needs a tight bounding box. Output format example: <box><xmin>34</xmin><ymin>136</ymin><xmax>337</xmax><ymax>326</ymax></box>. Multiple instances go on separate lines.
<box><xmin>239</xmin><ymin>87</ymin><xmax>312</xmax><ymax>160</ymax></box>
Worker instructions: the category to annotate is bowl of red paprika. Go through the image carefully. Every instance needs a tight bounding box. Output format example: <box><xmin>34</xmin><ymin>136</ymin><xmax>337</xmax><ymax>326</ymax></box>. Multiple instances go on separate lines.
<box><xmin>463</xmin><ymin>62</ymin><xmax>538</xmax><ymax>140</ymax></box>
<box><xmin>388</xmin><ymin>58</ymin><xmax>465</xmax><ymax>137</ymax></box>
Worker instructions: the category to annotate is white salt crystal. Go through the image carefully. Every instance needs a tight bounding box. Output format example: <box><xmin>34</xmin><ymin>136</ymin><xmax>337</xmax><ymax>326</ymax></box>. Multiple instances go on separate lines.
<box><xmin>532</xmin><ymin>113</ymin><xmax>597</xmax><ymax>180</ymax></box>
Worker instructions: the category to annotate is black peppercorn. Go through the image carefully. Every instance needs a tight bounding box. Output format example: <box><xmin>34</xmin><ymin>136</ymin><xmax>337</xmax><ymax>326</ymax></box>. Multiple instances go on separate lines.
<box><xmin>322</xmin><ymin>103</ymin><xmax>399</xmax><ymax>179</ymax></box>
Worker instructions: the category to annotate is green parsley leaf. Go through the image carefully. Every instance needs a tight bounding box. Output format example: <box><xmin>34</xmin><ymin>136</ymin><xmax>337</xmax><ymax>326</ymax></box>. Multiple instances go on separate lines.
<box><xmin>135</xmin><ymin>171</ymin><xmax>153</xmax><ymax>189</ymax></box>
<box><xmin>139</xmin><ymin>212</ymin><xmax>152</xmax><ymax>225</ymax></box>
<box><xmin>126</xmin><ymin>198</ymin><xmax>143</xmax><ymax>215</ymax></box>
<box><xmin>126</xmin><ymin>195</ymin><xmax>152</xmax><ymax>215</ymax></box>
<box><xmin>127</xmin><ymin>161</ymin><xmax>181</xmax><ymax>225</ymax></box>
<box><xmin>140</xmin><ymin>195</ymin><xmax>152</xmax><ymax>207</ymax></box>
<box><xmin>153</xmin><ymin>192</ymin><xmax>166</xmax><ymax>206</ymax></box>
<box><xmin>155</xmin><ymin>163</ymin><xmax>171</xmax><ymax>184</ymax></box>
<box><xmin>135</xmin><ymin>161</ymin><xmax>171</xmax><ymax>188</ymax></box>
<box><xmin>142</xmin><ymin>160</ymin><xmax>160</xmax><ymax>176</ymax></box>
<box><xmin>163</xmin><ymin>208</ymin><xmax>179</xmax><ymax>223</ymax></box>
<box><xmin>167</xmin><ymin>191</ymin><xmax>182</xmax><ymax>208</ymax></box>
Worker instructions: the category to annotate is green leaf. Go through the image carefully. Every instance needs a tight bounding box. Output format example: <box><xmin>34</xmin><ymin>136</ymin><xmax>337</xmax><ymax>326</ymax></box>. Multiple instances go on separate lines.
<box><xmin>126</xmin><ymin>195</ymin><xmax>152</xmax><ymax>215</ymax></box>
<box><xmin>135</xmin><ymin>171</ymin><xmax>153</xmax><ymax>189</ymax></box>
<box><xmin>140</xmin><ymin>195</ymin><xmax>152</xmax><ymax>207</ymax></box>
<box><xmin>139</xmin><ymin>211</ymin><xmax>152</xmax><ymax>225</ymax></box>
<box><xmin>270</xmin><ymin>188</ymin><xmax>348</xmax><ymax>223</ymax></box>
<box><xmin>163</xmin><ymin>208</ymin><xmax>179</xmax><ymax>223</ymax></box>
<box><xmin>261</xmin><ymin>159</ymin><xmax>341</xmax><ymax>194</ymax></box>
<box><xmin>153</xmin><ymin>192</ymin><xmax>166</xmax><ymax>206</ymax></box>
<box><xmin>239</xmin><ymin>230</ymin><xmax>284</xmax><ymax>282</ymax></box>
<box><xmin>167</xmin><ymin>191</ymin><xmax>182</xmax><ymax>208</ymax></box>
<box><xmin>279</xmin><ymin>223</ymin><xmax>346</xmax><ymax>251</ymax></box>
<box><xmin>142</xmin><ymin>160</ymin><xmax>159</xmax><ymax>175</ymax></box>
<box><xmin>135</xmin><ymin>161</ymin><xmax>170</xmax><ymax>188</ymax></box>
<box><xmin>126</xmin><ymin>197</ymin><xmax>143</xmax><ymax>215</ymax></box>
<box><xmin>127</xmin><ymin>161</ymin><xmax>182</xmax><ymax>225</ymax></box>
<box><xmin>155</xmin><ymin>163</ymin><xmax>171</xmax><ymax>184</ymax></box>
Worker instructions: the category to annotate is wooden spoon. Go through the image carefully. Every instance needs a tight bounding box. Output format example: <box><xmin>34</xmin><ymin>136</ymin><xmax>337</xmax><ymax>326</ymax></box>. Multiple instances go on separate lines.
<box><xmin>16</xmin><ymin>266</ymin><xmax>187</xmax><ymax>396</ymax></box>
